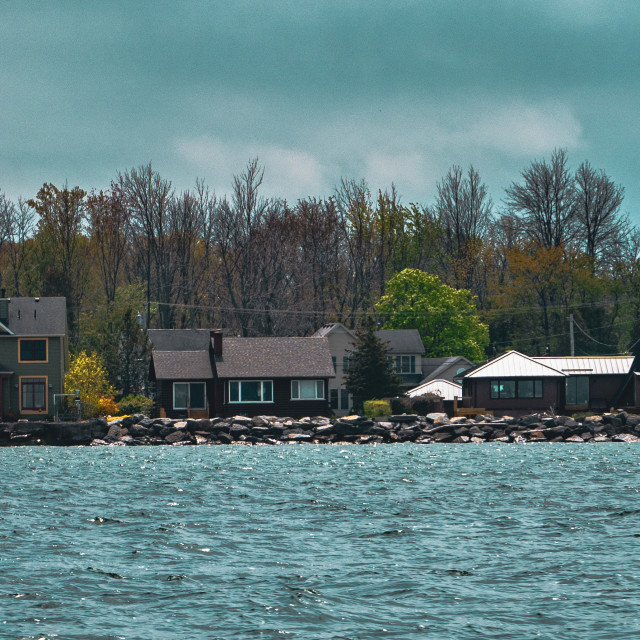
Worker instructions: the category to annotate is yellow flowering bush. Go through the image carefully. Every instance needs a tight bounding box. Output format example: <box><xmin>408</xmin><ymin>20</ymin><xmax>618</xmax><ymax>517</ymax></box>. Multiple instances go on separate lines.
<box><xmin>65</xmin><ymin>351</ymin><xmax>116</xmax><ymax>418</ymax></box>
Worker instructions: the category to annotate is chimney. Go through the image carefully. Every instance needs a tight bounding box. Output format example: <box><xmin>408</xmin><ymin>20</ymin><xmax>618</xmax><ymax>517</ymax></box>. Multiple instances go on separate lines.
<box><xmin>210</xmin><ymin>329</ymin><xmax>223</xmax><ymax>356</ymax></box>
<box><xmin>0</xmin><ymin>297</ymin><xmax>8</xmax><ymax>324</ymax></box>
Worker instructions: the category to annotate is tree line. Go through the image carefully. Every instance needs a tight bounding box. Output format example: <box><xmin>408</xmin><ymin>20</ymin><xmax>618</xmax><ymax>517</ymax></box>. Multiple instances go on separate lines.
<box><xmin>0</xmin><ymin>149</ymin><xmax>638</xmax><ymax>391</ymax></box>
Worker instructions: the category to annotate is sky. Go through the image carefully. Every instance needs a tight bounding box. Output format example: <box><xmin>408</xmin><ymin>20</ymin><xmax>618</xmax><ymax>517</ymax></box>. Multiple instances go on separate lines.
<box><xmin>1</xmin><ymin>0</ymin><xmax>639</xmax><ymax>221</ymax></box>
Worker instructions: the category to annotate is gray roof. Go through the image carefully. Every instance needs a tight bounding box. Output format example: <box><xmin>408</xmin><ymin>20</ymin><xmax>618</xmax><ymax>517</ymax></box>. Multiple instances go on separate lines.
<box><xmin>421</xmin><ymin>356</ymin><xmax>475</xmax><ymax>383</ymax></box>
<box><xmin>148</xmin><ymin>329</ymin><xmax>211</xmax><ymax>351</ymax></box>
<box><xmin>215</xmin><ymin>337</ymin><xmax>335</xmax><ymax>379</ymax></box>
<box><xmin>152</xmin><ymin>350</ymin><xmax>214</xmax><ymax>380</ymax></box>
<box><xmin>374</xmin><ymin>329</ymin><xmax>424</xmax><ymax>354</ymax></box>
<box><xmin>4</xmin><ymin>297</ymin><xmax>67</xmax><ymax>336</ymax></box>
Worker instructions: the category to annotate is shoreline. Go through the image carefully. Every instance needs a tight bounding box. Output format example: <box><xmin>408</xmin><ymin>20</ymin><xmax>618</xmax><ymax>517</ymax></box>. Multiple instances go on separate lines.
<box><xmin>1</xmin><ymin>410</ymin><xmax>640</xmax><ymax>446</ymax></box>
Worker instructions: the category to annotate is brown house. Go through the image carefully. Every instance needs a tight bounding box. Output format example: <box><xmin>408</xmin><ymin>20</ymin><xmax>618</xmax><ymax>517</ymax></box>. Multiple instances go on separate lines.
<box><xmin>149</xmin><ymin>329</ymin><xmax>335</xmax><ymax>418</ymax></box>
<box><xmin>462</xmin><ymin>350</ymin><xmax>639</xmax><ymax>416</ymax></box>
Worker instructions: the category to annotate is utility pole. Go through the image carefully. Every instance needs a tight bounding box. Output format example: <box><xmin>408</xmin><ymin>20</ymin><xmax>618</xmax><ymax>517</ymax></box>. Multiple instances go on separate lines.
<box><xmin>569</xmin><ymin>314</ymin><xmax>575</xmax><ymax>357</ymax></box>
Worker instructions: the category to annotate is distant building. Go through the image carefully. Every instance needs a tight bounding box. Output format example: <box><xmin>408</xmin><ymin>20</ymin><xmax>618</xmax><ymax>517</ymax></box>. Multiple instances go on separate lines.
<box><xmin>0</xmin><ymin>296</ymin><xmax>68</xmax><ymax>419</ymax></box>
<box><xmin>462</xmin><ymin>350</ymin><xmax>639</xmax><ymax>416</ymax></box>
<box><xmin>149</xmin><ymin>329</ymin><xmax>335</xmax><ymax>418</ymax></box>
<box><xmin>312</xmin><ymin>323</ymin><xmax>425</xmax><ymax>415</ymax></box>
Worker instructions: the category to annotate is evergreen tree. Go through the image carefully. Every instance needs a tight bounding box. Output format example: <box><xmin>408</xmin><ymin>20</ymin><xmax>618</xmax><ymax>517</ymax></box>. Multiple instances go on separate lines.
<box><xmin>345</xmin><ymin>318</ymin><xmax>402</xmax><ymax>413</ymax></box>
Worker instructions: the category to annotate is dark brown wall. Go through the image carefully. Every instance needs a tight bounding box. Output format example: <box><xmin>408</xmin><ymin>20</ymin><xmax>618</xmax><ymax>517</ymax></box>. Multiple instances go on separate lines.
<box><xmin>463</xmin><ymin>374</ymin><xmax>636</xmax><ymax>416</ymax></box>
<box><xmin>466</xmin><ymin>378</ymin><xmax>561</xmax><ymax>416</ymax></box>
<box><xmin>155</xmin><ymin>379</ymin><xmax>215</xmax><ymax>419</ymax></box>
<box><xmin>220</xmin><ymin>378</ymin><xmax>330</xmax><ymax>418</ymax></box>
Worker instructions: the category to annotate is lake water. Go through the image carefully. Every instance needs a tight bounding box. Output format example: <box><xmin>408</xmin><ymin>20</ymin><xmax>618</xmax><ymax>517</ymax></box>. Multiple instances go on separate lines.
<box><xmin>2</xmin><ymin>443</ymin><xmax>640</xmax><ymax>639</ymax></box>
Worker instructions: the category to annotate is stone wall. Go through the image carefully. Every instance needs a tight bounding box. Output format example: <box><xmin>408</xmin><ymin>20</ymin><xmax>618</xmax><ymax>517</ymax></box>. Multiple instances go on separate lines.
<box><xmin>2</xmin><ymin>410</ymin><xmax>640</xmax><ymax>446</ymax></box>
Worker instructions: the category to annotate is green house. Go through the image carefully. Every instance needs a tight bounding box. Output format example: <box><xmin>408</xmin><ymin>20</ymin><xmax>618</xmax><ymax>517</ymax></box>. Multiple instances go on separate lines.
<box><xmin>0</xmin><ymin>297</ymin><xmax>68</xmax><ymax>419</ymax></box>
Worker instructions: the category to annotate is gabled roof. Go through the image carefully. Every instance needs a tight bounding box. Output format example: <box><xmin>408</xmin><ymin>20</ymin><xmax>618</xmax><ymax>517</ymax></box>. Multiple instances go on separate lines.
<box><xmin>152</xmin><ymin>350</ymin><xmax>213</xmax><ymax>380</ymax></box>
<box><xmin>421</xmin><ymin>356</ymin><xmax>474</xmax><ymax>383</ymax></box>
<box><xmin>148</xmin><ymin>329</ymin><xmax>210</xmax><ymax>351</ymax></box>
<box><xmin>535</xmin><ymin>356</ymin><xmax>634</xmax><ymax>376</ymax></box>
<box><xmin>374</xmin><ymin>329</ymin><xmax>424</xmax><ymax>354</ymax></box>
<box><xmin>4</xmin><ymin>297</ymin><xmax>67</xmax><ymax>336</ymax></box>
<box><xmin>407</xmin><ymin>378</ymin><xmax>462</xmax><ymax>401</ymax></box>
<box><xmin>215</xmin><ymin>337</ymin><xmax>335</xmax><ymax>379</ymax></box>
<box><xmin>312</xmin><ymin>323</ymin><xmax>355</xmax><ymax>339</ymax></box>
<box><xmin>464</xmin><ymin>350</ymin><xmax>566</xmax><ymax>379</ymax></box>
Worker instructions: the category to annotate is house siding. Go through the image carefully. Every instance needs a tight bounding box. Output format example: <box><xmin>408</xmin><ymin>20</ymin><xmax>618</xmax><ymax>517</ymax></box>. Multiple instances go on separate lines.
<box><xmin>0</xmin><ymin>334</ymin><xmax>65</xmax><ymax>419</ymax></box>
<box><xmin>220</xmin><ymin>378</ymin><xmax>330</xmax><ymax>418</ymax></box>
<box><xmin>464</xmin><ymin>374</ymin><xmax>636</xmax><ymax>416</ymax></box>
<box><xmin>155</xmin><ymin>379</ymin><xmax>216</xmax><ymax>419</ymax></box>
<box><xmin>464</xmin><ymin>378</ymin><xmax>561</xmax><ymax>416</ymax></box>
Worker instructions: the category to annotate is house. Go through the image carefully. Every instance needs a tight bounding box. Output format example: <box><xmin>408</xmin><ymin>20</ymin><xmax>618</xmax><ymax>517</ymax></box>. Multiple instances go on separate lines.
<box><xmin>420</xmin><ymin>356</ymin><xmax>474</xmax><ymax>384</ymax></box>
<box><xmin>312</xmin><ymin>323</ymin><xmax>425</xmax><ymax>415</ymax></box>
<box><xmin>149</xmin><ymin>329</ymin><xmax>335</xmax><ymax>418</ymax></box>
<box><xmin>0</xmin><ymin>296</ymin><xmax>68</xmax><ymax>419</ymax></box>
<box><xmin>461</xmin><ymin>350</ymin><xmax>639</xmax><ymax>416</ymax></box>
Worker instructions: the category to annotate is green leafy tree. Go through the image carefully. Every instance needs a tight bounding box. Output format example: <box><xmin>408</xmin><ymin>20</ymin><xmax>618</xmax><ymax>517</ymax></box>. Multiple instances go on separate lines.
<box><xmin>65</xmin><ymin>351</ymin><xmax>116</xmax><ymax>418</ymax></box>
<box><xmin>376</xmin><ymin>268</ymin><xmax>489</xmax><ymax>361</ymax></box>
<box><xmin>345</xmin><ymin>318</ymin><xmax>402</xmax><ymax>413</ymax></box>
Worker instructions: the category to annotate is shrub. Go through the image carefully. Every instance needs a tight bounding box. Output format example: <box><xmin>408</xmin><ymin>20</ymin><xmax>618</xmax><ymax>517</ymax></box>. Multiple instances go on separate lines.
<box><xmin>391</xmin><ymin>396</ymin><xmax>413</xmax><ymax>414</ymax></box>
<box><xmin>364</xmin><ymin>399</ymin><xmax>391</xmax><ymax>418</ymax></box>
<box><xmin>118</xmin><ymin>394</ymin><xmax>154</xmax><ymax>416</ymax></box>
<box><xmin>410</xmin><ymin>393</ymin><xmax>444</xmax><ymax>415</ymax></box>
<box><xmin>65</xmin><ymin>351</ymin><xmax>116</xmax><ymax>418</ymax></box>
<box><xmin>98</xmin><ymin>396</ymin><xmax>119</xmax><ymax>417</ymax></box>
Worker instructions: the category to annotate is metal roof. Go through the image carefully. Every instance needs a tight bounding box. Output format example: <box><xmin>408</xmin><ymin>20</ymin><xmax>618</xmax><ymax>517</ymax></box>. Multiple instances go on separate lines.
<box><xmin>407</xmin><ymin>378</ymin><xmax>462</xmax><ymax>401</ymax></box>
<box><xmin>464</xmin><ymin>351</ymin><xmax>566</xmax><ymax>379</ymax></box>
<box><xmin>535</xmin><ymin>356</ymin><xmax>634</xmax><ymax>376</ymax></box>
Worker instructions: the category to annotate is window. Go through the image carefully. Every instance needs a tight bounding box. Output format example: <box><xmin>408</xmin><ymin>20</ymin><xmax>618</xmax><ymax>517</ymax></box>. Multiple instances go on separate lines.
<box><xmin>490</xmin><ymin>379</ymin><xmax>543</xmax><ymax>399</ymax></box>
<box><xmin>332</xmin><ymin>356</ymin><xmax>337</xmax><ymax>373</ymax></box>
<box><xmin>343</xmin><ymin>356</ymin><xmax>351</xmax><ymax>372</ymax></box>
<box><xmin>173</xmin><ymin>382</ymin><xmax>206</xmax><ymax>410</ymax></box>
<box><xmin>395</xmin><ymin>355</ymin><xmax>415</xmax><ymax>374</ymax></box>
<box><xmin>228</xmin><ymin>380</ymin><xmax>273</xmax><ymax>403</ymax></box>
<box><xmin>340</xmin><ymin>389</ymin><xmax>350</xmax><ymax>410</ymax></box>
<box><xmin>566</xmin><ymin>376</ymin><xmax>589</xmax><ymax>405</ymax></box>
<box><xmin>330</xmin><ymin>388</ymin><xmax>338</xmax><ymax>409</ymax></box>
<box><xmin>291</xmin><ymin>379</ymin><xmax>324</xmax><ymax>400</ymax></box>
<box><xmin>21</xmin><ymin>377</ymin><xmax>46</xmax><ymax>412</ymax></box>
<box><xmin>19</xmin><ymin>338</ymin><xmax>47</xmax><ymax>362</ymax></box>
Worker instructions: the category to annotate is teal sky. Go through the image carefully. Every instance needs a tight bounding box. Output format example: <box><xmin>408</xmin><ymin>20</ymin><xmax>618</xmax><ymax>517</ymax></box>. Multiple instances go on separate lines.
<box><xmin>1</xmin><ymin>0</ymin><xmax>639</xmax><ymax>221</ymax></box>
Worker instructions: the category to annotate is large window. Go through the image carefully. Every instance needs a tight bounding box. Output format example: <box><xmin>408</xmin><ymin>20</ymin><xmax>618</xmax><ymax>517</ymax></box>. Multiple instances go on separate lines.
<box><xmin>291</xmin><ymin>379</ymin><xmax>325</xmax><ymax>400</ymax></box>
<box><xmin>490</xmin><ymin>379</ymin><xmax>543</xmax><ymax>399</ymax></box>
<box><xmin>21</xmin><ymin>377</ymin><xmax>46</xmax><ymax>411</ymax></box>
<box><xmin>566</xmin><ymin>376</ymin><xmax>589</xmax><ymax>405</ymax></box>
<box><xmin>228</xmin><ymin>380</ymin><xmax>273</xmax><ymax>403</ymax></box>
<box><xmin>173</xmin><ymin>382</ymin><xmax>206</xmax><ymax>410</ymax></box>
<box><xmin>19</xmin><ymin>338</ymin><xmax>47</xmax><ymax>362</ymax></box>
<box><xmin>395</xmin><ymin>355</ymin><xmax>415</xmax><ymax>374</ymax></box>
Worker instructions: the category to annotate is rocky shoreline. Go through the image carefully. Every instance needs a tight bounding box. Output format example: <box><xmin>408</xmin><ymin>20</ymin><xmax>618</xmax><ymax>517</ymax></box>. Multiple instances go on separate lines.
<box><xmin>2</xmin><ymin>410</ymin><xmax>640</xmax><ymax>446</ymax></box>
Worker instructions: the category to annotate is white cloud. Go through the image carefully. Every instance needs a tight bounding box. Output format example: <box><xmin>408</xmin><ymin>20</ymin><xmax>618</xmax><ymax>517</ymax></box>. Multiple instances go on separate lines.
<box><xmin>174</xmin><ymin>136</ymin><xmax>327</xmax><ymax>200</ymax></box>
<box><xmin>460</xmin><ymin>101</ymin><xmax>584</xmax><ymax>156</ymax></box>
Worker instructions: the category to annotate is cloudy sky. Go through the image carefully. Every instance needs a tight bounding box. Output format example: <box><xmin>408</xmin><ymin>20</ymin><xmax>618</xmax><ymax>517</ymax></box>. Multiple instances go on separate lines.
<box><xmin>1</xmin><ymin>0</ymin><xmax>639</xmax><ymax>220</ymax></box>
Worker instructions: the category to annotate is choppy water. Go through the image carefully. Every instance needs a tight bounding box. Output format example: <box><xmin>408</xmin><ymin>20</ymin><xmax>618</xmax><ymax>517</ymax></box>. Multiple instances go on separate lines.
<box><xmin>2</xmin><ymin>443</ymin><xmax>640</xmax><ymax>639</ymax></box>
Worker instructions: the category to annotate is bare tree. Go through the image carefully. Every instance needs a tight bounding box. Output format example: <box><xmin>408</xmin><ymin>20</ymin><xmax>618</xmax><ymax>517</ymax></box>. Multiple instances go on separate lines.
<box><xmin>86</xmin><ymin>185</ymin><xmax>130</xmax><ymax>304</ymax></box>
<box><xmin>505</xmin><ymin>149</ymin><xmax>576</xmax><ymax>249</ymax></box>
<box><xmin>118</xmin><ymin>164</ymin><xmax>174</xmax><ymax>327</ymax></box>
<box><xmin>574</xmin><ymin>161</ymin><xmax>626</xmax><ymax>263</ymax></box>
<box><xmin>435</xmin><ymin>165</ymin><xmax>493</xmax><ymax>290</ymax></box>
